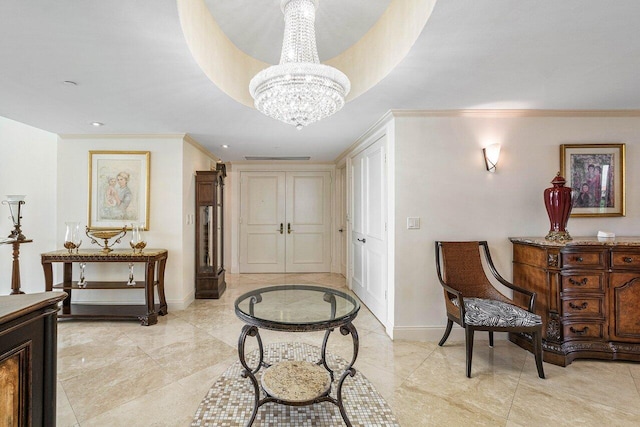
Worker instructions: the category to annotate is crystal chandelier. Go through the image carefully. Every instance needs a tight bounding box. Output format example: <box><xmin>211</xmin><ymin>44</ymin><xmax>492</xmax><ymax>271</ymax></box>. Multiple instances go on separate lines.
<box><xmin>249</xmin><ymin>0</ymin><xmax>351</xmax><ymax>130</ymax></box>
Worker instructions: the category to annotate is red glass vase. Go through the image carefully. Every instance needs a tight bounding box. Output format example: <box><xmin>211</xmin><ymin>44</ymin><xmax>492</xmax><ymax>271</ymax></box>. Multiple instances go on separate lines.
<box><xmin>544</xmin><ymin>172</ymin><xmax>573</xmax><ymax>241</ymax></box>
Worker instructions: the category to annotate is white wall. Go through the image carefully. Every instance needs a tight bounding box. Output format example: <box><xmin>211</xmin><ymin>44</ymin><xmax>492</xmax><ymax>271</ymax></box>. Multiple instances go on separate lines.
<box><xmin>0</xmin><ymin>116</ymin><xmax>58</xmax><ymax>294</ymax></box>
<box><xmin>55</xmin><ymin>135</ymin><xmax>216</xmax><ymax>309</ymax></box>
<box><xmin>391</xmin><ymin>112</ymin><xmax>640</xmax><ymax>340</ymax></box>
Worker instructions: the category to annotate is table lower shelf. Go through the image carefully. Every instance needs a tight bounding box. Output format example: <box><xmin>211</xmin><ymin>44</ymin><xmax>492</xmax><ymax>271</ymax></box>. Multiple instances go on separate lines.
<box><xmin>52</xmin><ymin>281</ymin><xmax>150</xmax><ymax>290</ymax></box>
<box><xmin>261</xmin><ymin>361</ymin><xmax>332</xmax><ymax>403</ymax></box>
<box><xmin>58</xmin><ymin>303</ymin><xmax>165</xmax><ymax>325</ymax></box>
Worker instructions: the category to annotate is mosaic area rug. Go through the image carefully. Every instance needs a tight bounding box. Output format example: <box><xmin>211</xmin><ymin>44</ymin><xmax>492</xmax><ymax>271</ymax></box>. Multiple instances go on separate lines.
<box><xmin>192</xmin><ymin>342</ymin><xmax>400</xmax><ymax>426</ymax></box>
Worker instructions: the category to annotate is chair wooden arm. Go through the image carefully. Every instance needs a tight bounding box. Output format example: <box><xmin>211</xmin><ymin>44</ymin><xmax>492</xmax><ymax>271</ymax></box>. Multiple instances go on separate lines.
<box><xmin>435</xmin><ymin>242</ymin><xmax>467</xmax><ymax>321</ymax></box>
<box><xmin>480</xmin><ymin>241</ymin><xmax>536</xmax><ymax>312</ymax></box>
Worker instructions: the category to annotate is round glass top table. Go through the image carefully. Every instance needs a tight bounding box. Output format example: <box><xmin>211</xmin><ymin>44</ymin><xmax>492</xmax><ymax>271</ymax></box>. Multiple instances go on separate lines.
<box><xmin>234</xmin><ymin>285</ymin><xmax>361</xmax><ymax>427</ymax></box>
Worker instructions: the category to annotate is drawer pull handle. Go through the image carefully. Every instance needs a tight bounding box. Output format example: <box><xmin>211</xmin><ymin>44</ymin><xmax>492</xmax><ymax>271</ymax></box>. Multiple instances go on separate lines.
<box><xmin>569</xmin><ymin>326</ymin><xmax>589</xmax><ymax>336</ymax></box>
<box><xmin>569</xmin><ymin>302</ymin><xmax>588</xmax><ymax>311</ymax></box>
<box><xmin>576</xmin><ymin>257</ymin><xmax>583</xmax><ymax>262</ymax></box>
<box><xmin>568</xmin><ymin>278</ymin><xmax>588</xmax><ymax>286</ymax></box>
<box><xmin>624</xmin><ymin>257</ymin><xmax>633</xmax><ymax>263</ymax></box>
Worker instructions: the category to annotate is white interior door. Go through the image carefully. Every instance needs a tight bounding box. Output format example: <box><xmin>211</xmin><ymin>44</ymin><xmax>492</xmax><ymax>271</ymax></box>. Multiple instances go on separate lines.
<box><xmin>285</xmin><ymin>171</ymin><xmax>331</xmax><ymax>273</ymax></box>
<box><xmin>239</xmin><ymin>172</ymin><xmax>286</xmax><ymax>273</ymax></box>
<box><xmin>240</xmin><ymin>170</ymin><xmax>331</xmax><ymax>273</ymax></box>
<box><xmin>337</xmin><ymin>166</ymin><xmax>347</xmax><ymax>276</ymax></box>
<box><xmin>350</xmin><ymin>139</ymin><xmax>387</xmax><ymax>323</ymax></box>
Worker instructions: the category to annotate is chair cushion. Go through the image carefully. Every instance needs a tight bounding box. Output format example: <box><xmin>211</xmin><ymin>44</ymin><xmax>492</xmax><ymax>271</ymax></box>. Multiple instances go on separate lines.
<box><xmin>452</xmin><ymin>297</ymin><xmax>542</xmax><ymax>327</ymax></box>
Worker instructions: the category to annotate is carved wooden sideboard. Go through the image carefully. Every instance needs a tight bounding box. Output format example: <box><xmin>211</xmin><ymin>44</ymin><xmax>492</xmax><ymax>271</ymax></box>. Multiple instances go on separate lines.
<box><xmin>510</xmin><ymin>237</ymin><xmax>640</xmax><ymax>366</ymax></box>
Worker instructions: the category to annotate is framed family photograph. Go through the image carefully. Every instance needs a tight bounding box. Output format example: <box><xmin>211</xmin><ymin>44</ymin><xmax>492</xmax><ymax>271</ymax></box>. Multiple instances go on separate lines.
<box><xmin>88</xmin><ymin>151</ymin><xmax>150</xmax><ymax>229</ymax></box>
<box><xmin>560</xmin><ymin>143</ymin><xmax>625</xmax><ymax>217</ymax></box>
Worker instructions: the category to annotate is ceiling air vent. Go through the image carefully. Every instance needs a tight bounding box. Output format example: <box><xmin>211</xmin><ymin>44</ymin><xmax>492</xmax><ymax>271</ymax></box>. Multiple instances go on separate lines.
<box><xmin>244</xmin><ymin>156</ymin><xmax>311</xmax><ymax>161</ymax></box>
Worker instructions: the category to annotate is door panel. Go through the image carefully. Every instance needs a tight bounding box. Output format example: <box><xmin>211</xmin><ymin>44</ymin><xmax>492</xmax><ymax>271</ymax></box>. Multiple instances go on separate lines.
<box><xmin>351</xmin><ymin>155</ymin><xmax>365</xmax><ymax>300</ymax></box>
<box><xmin>350</xmin><ymin>138</ymin><xmax>387</xmax><ymax>324</ymax></box>
<box><xmin>239</xmin><ymin>172</ymin><xmax>285</xmax><ymax>273</ymax></box>
<box><xmin>286</xmin><ymin>172</ymin><xmax>331</xmax><ymax>272</ymax></box>
<box><xmin>338</xmin><ymin>167</ymin><xmax>347</xmax><ymax>276</ymax></box>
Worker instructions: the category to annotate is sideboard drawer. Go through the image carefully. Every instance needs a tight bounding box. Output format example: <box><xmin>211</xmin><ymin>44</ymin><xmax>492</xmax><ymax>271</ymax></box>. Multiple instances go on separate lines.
<box><xmin>561</xmin><ymin>297</ymin><xmax>604</xmax><ymax>318</ymax></box>
<box><xmin>611</xmin><ymin>252</ymin><xmax>640</xmax><ymax>268</ymax></box>
<box><xmin>561</xmin><ymin>251</ymin><xmax>606</xmax><ymax>269</ymax></box>
<box><xmin>561</xmin><ymin>273</ymin><xmax>605</xmax><ymax>292</ymax></box>
<box><xmin>563</xmin><ymin>322</ymin><xmax>604</xmax><ymax>340</ymax></box>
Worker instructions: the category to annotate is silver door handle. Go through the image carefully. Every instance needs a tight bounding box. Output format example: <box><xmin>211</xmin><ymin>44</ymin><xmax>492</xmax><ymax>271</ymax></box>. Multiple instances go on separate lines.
<box><xmin>357</xmin><ymin>238</ymin><xmax>366</xmax><ymax>243</ymax></box>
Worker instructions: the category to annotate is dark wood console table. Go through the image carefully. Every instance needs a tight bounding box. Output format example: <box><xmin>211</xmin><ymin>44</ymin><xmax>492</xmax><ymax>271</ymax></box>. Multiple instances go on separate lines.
<box><xmin>510</xmin><ymin>237</ymin><xmax>640</xmax><ymax>366</ymax></box>
<box><xmin>0</xmin><ymin>291</ymin><xmax>67</xmax><ymax>425</ymax></box>
<box><xmin>41</xmin><ymin>249</ymin><xmax>168</xmax><ymax>326</ymax></box>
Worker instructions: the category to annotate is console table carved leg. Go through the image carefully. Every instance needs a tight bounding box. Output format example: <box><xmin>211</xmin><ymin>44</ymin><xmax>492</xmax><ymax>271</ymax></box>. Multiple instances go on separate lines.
<box><xmin>140</xmin><ymin>260</ymin><xmax>158</xmax><ymax>326</ymax></box>
<box><xmin>42</xmin><ymin>262</ymin><xmax>53</xmax><ymax>291</ymax></box>
<box><xmin>157</xmin><ymin>257</ymin><xmax>168</xmax><ymax>315</ymax></box>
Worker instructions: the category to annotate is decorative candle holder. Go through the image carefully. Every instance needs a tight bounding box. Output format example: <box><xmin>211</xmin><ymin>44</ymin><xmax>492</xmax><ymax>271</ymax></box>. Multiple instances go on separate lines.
<box><xmin>129</xmin><ymin>223</ymin><xmax>147</xmax><ymax>254</ymax></box>
<box><xmin>64</xmin><ymin>221</ymin><xmax>82</xmax><ymax>254</ymax></box>
<box><xmin>86</xmin><ymin>226</ymin><xmax>127</xmax><ymax>253</ymax></box>
<box><xmin>2</xmin><ymin>195</ymin><xmax>26</xmax><ymax>240</ymax></box>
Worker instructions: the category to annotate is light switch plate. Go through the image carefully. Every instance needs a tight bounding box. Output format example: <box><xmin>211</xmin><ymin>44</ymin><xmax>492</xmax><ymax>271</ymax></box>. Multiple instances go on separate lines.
<box><xmin>407</xmin><ymin>217</ymin><xmax>420</xmax><ymax>229</ymax></box>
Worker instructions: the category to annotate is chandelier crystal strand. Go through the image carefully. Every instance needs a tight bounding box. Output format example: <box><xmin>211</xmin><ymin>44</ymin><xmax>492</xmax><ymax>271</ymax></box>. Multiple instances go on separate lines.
<box><xmin>249</xmin><ymin>0</ymin><xmax>350</xmax><ymax>130</ymax></box>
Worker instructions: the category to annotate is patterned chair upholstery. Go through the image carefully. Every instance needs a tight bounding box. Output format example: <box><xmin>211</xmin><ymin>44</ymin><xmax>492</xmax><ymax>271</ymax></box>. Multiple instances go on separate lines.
<box><xmin>435</xmin><ymin>241</ymin><xmax>545</xmax><ymax>378</ymax></box>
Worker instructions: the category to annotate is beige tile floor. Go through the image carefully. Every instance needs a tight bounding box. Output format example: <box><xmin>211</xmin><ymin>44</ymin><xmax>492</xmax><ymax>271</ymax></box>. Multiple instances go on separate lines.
<box><xmin>56</xmin><ymin>273</ymin><xmax>640</xmax><ymax>426</ymax></box>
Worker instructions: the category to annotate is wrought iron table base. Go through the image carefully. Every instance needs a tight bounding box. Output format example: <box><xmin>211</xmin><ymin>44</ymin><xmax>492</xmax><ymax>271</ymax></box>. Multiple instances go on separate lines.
<box><xmin>238</xmin><ymin>322</ymin><xmax>359</xmax><ymax>427</ymax></box>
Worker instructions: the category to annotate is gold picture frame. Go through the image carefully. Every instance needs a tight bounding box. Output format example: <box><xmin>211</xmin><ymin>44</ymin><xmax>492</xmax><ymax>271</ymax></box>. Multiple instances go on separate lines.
<box><xmin>560</xmin><ymin>143</ymin><xmax>625</xmax><ymax>217</ymax></box>
<box><xmin>88</xmin><ymin>151</ymin><xmax>150</xmax><ymax>229</ymax></box>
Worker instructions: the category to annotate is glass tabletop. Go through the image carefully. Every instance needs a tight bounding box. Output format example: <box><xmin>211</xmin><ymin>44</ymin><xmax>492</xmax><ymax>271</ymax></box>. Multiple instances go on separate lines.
<box><xmin>235</xmin><ymin>285</ymin><xmax>360</xmax><ymax>331</ymax></box>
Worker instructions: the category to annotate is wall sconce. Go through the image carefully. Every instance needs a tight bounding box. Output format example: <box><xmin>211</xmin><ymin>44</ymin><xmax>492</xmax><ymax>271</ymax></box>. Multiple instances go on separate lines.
<box><xmin>2</xmin><ymin>195</ymin><xmax>26</xmax><ymax>240</ymax></box>
<box><xmin>483</xmin><ymin>144</ymin><xmax>501</xmax><ymax>173</ymax></box>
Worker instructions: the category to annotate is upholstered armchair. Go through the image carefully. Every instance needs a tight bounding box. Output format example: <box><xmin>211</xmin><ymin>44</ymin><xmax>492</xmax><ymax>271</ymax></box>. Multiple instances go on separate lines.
<box><xmin>435</xmin><ymin>241</ymin><xmax>545</xmax><ymax>378</ymax></box>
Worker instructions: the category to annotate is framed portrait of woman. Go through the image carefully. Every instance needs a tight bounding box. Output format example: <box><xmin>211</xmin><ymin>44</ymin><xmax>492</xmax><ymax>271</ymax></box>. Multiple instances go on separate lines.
<box><xmin>88</xmin><ymin>151</ymin><xmax>150</xmax><ymax>229</ymax></box>
<box><xmin>560</xmin><ymin>143</ymin><xmax>625</xmax><ymax>217</ymax></box>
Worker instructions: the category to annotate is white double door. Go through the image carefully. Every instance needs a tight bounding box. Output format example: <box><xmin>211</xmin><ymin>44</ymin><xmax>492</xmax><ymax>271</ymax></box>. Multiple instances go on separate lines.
<box><xmin>350</xmin><ymin>138</ymin><xmax>387</xmax><ymax>323</ymax></box>
<box><xmin>239</xmin><ymin>171</ymin><xmax>332</xmax><ymax>273</ymax></box>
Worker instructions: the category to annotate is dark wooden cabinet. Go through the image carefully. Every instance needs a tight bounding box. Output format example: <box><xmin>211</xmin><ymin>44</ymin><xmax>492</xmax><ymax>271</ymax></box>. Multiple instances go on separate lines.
<box><xmin>195</xmin><ymin>165</ymin><xmax>226</xmax><ymax>298</ymax></box>
<box><xmin>510</xmin><ymin>237</ymin><xmax>640</xmax><ymax>366</ymax></box>
<box><xmin>0</xmin><ymin>292</ymin><xmax>67</xmax><ymax>426</ymax></box>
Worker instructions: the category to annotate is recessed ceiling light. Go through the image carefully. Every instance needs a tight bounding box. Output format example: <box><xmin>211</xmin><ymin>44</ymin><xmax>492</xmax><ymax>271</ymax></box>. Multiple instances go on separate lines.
<box><xmin>63</xmin><ymin>80</ymin><xmax>78</xmax><ymax>86</ymax></box>
<box><xmin>91</xmin><ymin>122</ymin><xmax>104</xmax><ymax>127</ymax></box>
<box><xmin>221</xmin><ymin>144</ymin><xmax>229</xmax><ymax>148</ymax></box>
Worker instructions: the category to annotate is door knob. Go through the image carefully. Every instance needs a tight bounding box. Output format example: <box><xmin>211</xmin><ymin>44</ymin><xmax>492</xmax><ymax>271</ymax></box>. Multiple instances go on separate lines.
<box><xmin>287</xmin><ymin>223</ymin><xmax>293</xmax><ymax>234</ymax></box>
<box><xmin>278</xmin><ymin>223</ymin><xmax>283</xmax><ymax>234</ymax></box>
<box><xmin>357</xmin><ymin>238</ymin><xmax>366</xmax><ymax>243</ymax></box>
<box><xmin>338</xmin><ymin>228</ymin><xmax>344</xmax><ymax>233</ymax></box>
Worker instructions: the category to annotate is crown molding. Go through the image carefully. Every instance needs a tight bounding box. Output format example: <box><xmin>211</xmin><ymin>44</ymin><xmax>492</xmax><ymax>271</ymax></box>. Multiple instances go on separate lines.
<box><xmin>183</xmin><ymin>134</ymin><xmax>220</xmax><ymax>162</ymax></box>
<box><xmin>57</xmin><ymin>133</ymin><xmax>187</xmax><ymax>140</ymax></box>
<box><xmin>389</xmin><ymin>109</ymin><xmax>640</xmax><ymax>118</ymax></box>
<box><xmin>334</xmin><ymin>110</ymin><xmax>394</xmax><ymax>164</ymax></box>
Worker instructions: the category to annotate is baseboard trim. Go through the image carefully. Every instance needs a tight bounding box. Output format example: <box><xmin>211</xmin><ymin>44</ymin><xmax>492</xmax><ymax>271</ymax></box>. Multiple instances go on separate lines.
<box><xmin>168</xmin><ymin>292</ymin><xmax>194</xmax><ymax>311</ymax></box>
